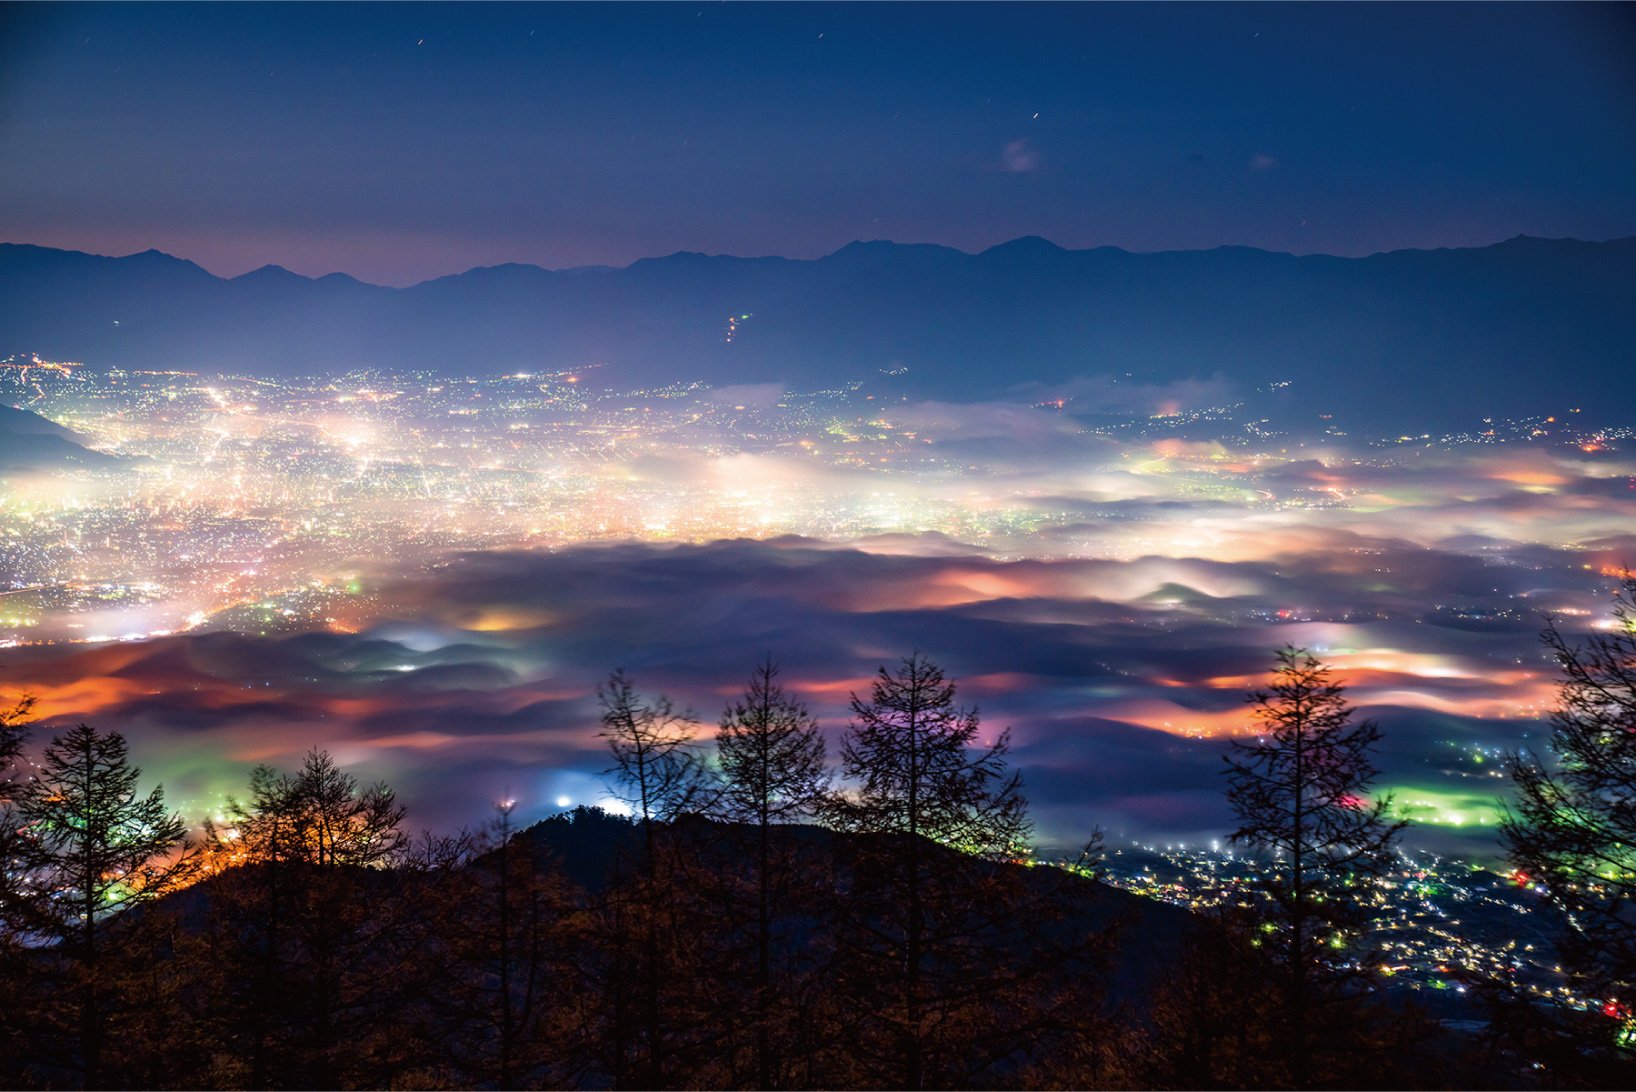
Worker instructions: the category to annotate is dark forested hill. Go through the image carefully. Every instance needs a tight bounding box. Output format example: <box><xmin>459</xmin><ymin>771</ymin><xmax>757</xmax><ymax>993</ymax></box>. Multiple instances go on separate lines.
<box><xmin>4</xmin><ymin>235</ymin><xmax>1633</xmax><ymax>430</ymax></box>
<box><xmin>6</xmin><ymin>807</ymin><xmax>1499</xmax><ymax>1089</ymax></box>
<box><xmin>0</xmin><ymin>403</ymin><xmax>120</xmax><ymax>474</ymax></box>
<box><xmin>512</xmin><ymin>808</ymin><xmax>1196</xmax><ymax>1005</ymax></box>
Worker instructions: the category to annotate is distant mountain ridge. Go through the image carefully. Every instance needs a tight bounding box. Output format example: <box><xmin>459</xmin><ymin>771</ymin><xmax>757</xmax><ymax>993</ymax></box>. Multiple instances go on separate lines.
<box><xmin>3</xmin><ymin>235</ymin><xmax>1633</xmax><ymax>429</ymax></box>
<box><xmin>0</xmin><ymin>403</ymin><xmax>120</xmax><ymax>475</ymax></box>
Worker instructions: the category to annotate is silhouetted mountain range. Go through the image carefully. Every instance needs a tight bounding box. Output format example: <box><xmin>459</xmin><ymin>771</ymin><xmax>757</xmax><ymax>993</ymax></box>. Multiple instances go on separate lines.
<box><xmin>4</xmin><ymin>235</ymin><xmax>1632</xmax><ymax>429</ymax></box>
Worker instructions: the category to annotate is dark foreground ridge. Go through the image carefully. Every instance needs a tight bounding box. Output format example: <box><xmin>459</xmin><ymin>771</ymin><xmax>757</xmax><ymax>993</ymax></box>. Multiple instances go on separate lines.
<box><xmin>1</xmin><ymin>807</ymin><xmax>1490</xmax><ymax>1091</ymax></box>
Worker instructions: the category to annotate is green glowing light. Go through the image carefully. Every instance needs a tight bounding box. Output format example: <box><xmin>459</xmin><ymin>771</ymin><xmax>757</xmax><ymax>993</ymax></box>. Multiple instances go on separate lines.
<box><xmin>1386</xmin><ymin>785</ymin><xmax>1504</xmax><ymax>829</ymax></box>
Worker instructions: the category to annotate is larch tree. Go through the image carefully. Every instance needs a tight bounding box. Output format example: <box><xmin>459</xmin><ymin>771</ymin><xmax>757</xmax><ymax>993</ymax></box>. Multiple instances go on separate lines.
<box><xmin>1224</xmin><ymin>647</ymin><xmax>1406</xmax><ymax>1089</ymax></box>
<box><xmin>0</xmin><ymin>680</ymin><xmax>31</xmax><ymax>789</ymax></box>
<box><xmin>0</xmin><ymin>683</ymin><xmax>36</xmax><ymax>1086</ymax></box>
<box><xmin>711</xmin><ymin>656</ymin><xmax>829</xmax><ymax>1089</ymax></box>
<box><xmin>597</xmin><ymin>669</ymin><xmax>711</xmax><ymax>1088</ymax></box>
<box><xmin>830</xmin><ymin>651</ymin><xmax>1032</xmax><ymax>1090</ymax></box>
<box><xmin>208</xmin><ymin>747</ymin><xmax>406</xmax><ymax>869</ymax></box>
<box><xmin>1505</xmin><ymin>574</ymin><xmax>1636</xmax><ymax>1058</ymax></box>
<box><xmin>600</xmin><ymin>668</ymin><xmax>710</xmax><ymax>852</ymax></box>
<box><xmin>1</xmin><ymin>681</ymin><xmax>36</xmax><ymax>930</ymax></box>
<box><xmin>16</xmin><ymin>723</ymin><xmax>197</xmax><ymax>1090</ymax></box>
<box><xmin>195</xmin><ymin>749</ymin><xmax>413</xmax><ymax>1089</ymax></box>
<box><xmin>834</xmin><ymin>651</ymin><xmax>1029</xmax><ymax>856</ymax></box>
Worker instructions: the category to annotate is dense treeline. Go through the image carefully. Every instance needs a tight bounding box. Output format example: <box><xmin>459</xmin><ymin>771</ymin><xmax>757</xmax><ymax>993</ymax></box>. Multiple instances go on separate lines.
<box><xmin>3</xmin><ymin>603</ymin><xmax>1635</xmax><ymax>1089</ymax></box>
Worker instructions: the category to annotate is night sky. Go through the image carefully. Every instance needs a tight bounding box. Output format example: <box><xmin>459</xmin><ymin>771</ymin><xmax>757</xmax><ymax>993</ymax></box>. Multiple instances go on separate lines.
<box><xmin>4</xmin><ymin>2</ymin><xmax>1635</xmax><ymax>285</ymax></box>
<box><xmin>3</xmin><ymin>2</ymin><xmax>1636</xmax><ymax>859</ymax></box>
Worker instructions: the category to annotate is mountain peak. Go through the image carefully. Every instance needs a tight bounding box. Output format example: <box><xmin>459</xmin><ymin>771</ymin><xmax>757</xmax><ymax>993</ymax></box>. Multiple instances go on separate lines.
<box><xmin>826</xmin><ymin>239</ymin><xmax>965</xmax><ymax>262</ymax></box>
<box><xmin>120</xmin><ymin>247</ymin><xmax>212</xmax><ymax>276</ymax></box>
<box><xmin>834</xmin><ymin>239</ymin><xmax>898</xmax><ymax>253</ymax></box>
<box><xmin>979</xmin><ymin>235</ymin><xmax>1068</xmax><ymax>258</ymax></box>
<box><xmin>1493</xmin><ymin>233</ymin><xmax>1597</xmax><ymax>251</ymax></box>
<box><xmin>235</xmin><ymin>263</ymin><xmax>307</xmax><ymax>282</ymax></box>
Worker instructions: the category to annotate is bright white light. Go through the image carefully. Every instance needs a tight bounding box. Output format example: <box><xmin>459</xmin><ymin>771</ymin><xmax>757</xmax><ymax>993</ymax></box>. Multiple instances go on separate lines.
<box><xmin>555</xmin><ymin>795</ymin><xmax>572</xmax><ymax>808</ymax></box>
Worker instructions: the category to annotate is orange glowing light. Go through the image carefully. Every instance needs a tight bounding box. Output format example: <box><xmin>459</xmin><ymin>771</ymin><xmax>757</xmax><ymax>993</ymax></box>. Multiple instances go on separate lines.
<box><xmin>1490</xmin><ymin>469</ymin><xmax>1568</xmax><ymax>487</ymax></box>
<box><xmin>25</xmin><ymin>676</ymin><xmax>154</xmax><ymax>720</ymax></box>
<box><xmin>457</xmin><ymin>606</ymin><xmax>558</xmax><ymax>632</ymax></box>
<box><xmin>1104</xmin><ymin>701</ymin><xmax>1248</xmax><ymax>739</ymax></box>
<box><xmin>1155</xmin><ymin>674</ymin><xmax>1258</xmax><ymax>690</ymax></box>
<box><xmin>961</xmin><ymin>672</ymin><xmax>1039</xmax><ymax>695</ymax></box>
<box><xmin>929</xmin><ymin>568</ymin><xmax>1040</xmax><ymax>604</ymax></box>
<box><xmin>783</xmin><ymin>675</ymin><xmax>880</xmax><ymax>699</ymax></box>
